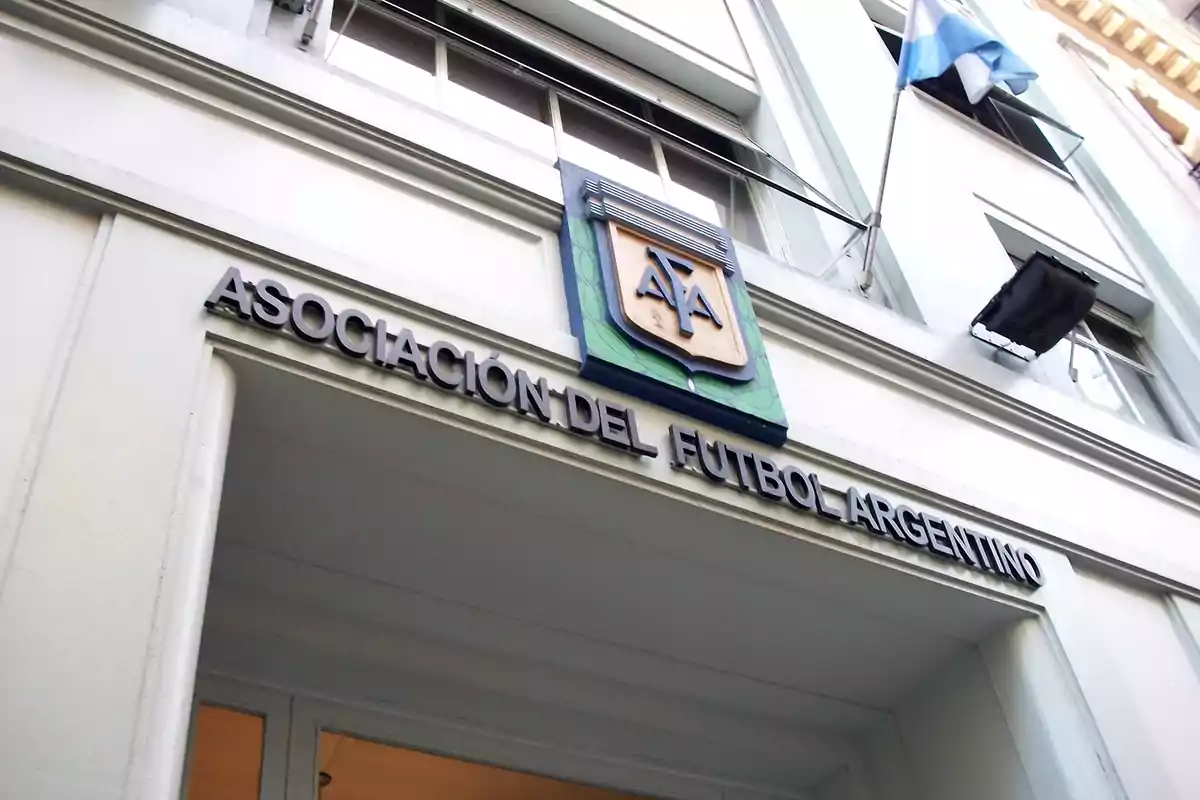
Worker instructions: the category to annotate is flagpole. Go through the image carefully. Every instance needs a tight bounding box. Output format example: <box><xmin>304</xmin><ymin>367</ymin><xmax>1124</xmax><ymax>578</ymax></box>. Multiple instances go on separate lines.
<box><xmin>860</xmin><ymin>84</ymin><xmax>904</xmax><ymax>291</ymax></box>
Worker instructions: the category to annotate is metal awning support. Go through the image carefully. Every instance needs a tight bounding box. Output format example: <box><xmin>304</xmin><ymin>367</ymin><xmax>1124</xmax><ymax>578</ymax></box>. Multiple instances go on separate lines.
<box><xmin>987</xmin><ymin>88</ymin><xmax>1086</xmax><ymax>161</ymax></box>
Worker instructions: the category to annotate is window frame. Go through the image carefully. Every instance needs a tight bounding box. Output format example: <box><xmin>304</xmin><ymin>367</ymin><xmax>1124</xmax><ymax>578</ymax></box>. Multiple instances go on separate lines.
<box><xmin>1069</xmin><ymin>318</ymin><xmax>1153</xmax><ymax>426</ymax></box>
<box><xmin>435</xmin><ymin>0</ymin><xmax>754</xmax><ymax>150</ymax></box>
<box><xmin>185</xmin><ymin>676</ymin><xmax>725</xmax><ymax>800</ymax></box>
<box><xmin>284</xmin><ymin>695</ymin><xmax>705</xmax><ymax>800</ymax></box>
<box><xmin>323</xmin><ymin>0</ymin><xmax>862</xmax><ymax>241</ymax></box>
<box><xmin>995</xmin><ymin>249</ymin><xmax>1190</xmax><ymax>442</ymax></box>
<box><xmin>324</xmin><ymin>0</ymin><xmax>775</xmax><ymax>251</ymax></box>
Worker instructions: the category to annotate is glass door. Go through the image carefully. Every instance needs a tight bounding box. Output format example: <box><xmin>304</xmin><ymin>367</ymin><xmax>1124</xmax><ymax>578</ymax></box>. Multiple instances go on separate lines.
<box><xmin>185</xmin><ymin>678</ymin><xmax>667</xmax><ymax>800</ymax></box>
<box><xmin>184</xmin><ymin>704</ymin><xmax>266</xmax><ymax>800</ymax></box>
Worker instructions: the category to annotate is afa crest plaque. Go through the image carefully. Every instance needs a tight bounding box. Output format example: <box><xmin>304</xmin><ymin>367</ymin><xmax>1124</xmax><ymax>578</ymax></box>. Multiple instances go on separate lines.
<box><xmin>559</xmin><ymin>162</ymin><xmax>788</xmax><ymax>445</ymax></box>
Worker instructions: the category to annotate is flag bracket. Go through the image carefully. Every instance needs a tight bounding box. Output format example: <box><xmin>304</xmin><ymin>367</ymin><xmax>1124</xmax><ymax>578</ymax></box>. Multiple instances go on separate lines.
<box><xmin>860</xmin><ymin>85</ymin><xmax>904</xmax><ymax>293</ymax></box>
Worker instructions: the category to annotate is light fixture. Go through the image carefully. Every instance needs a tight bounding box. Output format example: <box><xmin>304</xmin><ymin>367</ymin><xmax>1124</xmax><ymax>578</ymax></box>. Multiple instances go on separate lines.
<box><xmin>970</xmin><ymin>252</ymin><xmax>1097</xmax><ymax>360</ymax></box>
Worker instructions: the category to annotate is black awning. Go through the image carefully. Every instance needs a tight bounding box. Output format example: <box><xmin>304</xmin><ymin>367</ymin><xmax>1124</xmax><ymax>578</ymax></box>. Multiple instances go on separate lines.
<box><xmin>971</xmin><ymin>252</ymin><xmax>1098</xmax><ymax>359</ymax></box>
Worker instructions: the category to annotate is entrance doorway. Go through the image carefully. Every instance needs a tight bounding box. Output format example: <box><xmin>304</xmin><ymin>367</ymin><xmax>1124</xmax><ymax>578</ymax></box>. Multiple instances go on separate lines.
<box><xmin>187</xmin><ymin>357</ymin><xmax>1036</xmax><ymax>800</ymax></box>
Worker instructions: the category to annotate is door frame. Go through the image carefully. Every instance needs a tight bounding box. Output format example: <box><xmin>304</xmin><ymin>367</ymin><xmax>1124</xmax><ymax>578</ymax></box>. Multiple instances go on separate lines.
<box><xmin>189</xmin><ymin>673</ymin><xmax>736</xmax><ymax>800</ymax></box>
<box><xmin>187</xmin><ymin>674</ymin><xmax>292</xmax><ymax>800</ymax></box>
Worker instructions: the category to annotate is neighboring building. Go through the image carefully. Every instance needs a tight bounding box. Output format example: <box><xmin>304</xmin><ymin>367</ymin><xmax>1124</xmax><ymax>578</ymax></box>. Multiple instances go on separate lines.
<box><xmin>3</xmin><ymin>1</ymin><xmax>1200</xmax><ymax>799</ymax></box>
<box><xmin>1033</xmin><ymin>0</ymin><xmax>1200</xmax><ymax>181</ymax></box>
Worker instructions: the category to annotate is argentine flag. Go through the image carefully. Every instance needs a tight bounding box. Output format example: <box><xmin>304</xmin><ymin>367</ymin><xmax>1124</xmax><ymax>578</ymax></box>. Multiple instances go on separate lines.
<box><xmin>898</xmin><ymin>0</ymin><xmax>1038</xmax><ymax>103</ymax></box>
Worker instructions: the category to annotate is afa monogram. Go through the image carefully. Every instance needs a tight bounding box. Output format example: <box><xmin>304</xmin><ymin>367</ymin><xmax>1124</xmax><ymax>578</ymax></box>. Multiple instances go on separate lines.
<box><xmin>636</xmin><ymin>246</ymin><xmax>724</xmax><ymax>337</ymax></box>
<box><xmin>602</xmin><ymin>220</ymin><xmax>752</xmax><ymax>381</ymax></box>
<box><xmin>558</xmin><ymin>162</ymin><xmax>788</xmax><ymax>445</ymax></box>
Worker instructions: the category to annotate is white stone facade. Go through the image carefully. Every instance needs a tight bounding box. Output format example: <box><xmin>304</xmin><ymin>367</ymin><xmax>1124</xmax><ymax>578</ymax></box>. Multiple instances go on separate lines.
<box><xmin>1</xmin><ymin>1</ymin><xmax>1200</xmax><ymax>799</ymax></box>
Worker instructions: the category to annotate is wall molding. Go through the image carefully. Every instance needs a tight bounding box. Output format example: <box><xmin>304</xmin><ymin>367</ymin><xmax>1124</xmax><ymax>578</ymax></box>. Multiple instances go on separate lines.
<box><xmin>0</xmin><ymin>147</ymin><xmax>579</xmax><ymax>373</ymax></box>
<box><xmin>0</xmin><ymin>211</ymin><xmax>111</xmax><ymax>598</ymax></box>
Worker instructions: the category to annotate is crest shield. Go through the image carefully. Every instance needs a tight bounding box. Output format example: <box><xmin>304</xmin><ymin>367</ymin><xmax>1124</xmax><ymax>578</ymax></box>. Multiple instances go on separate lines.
<box><xmin>583</xmin><ymin>177</ymin><xmax>758</xmax><ymax>384</ymax></box>
<box><xmin>606</xmin><ymin>223</ymin><xmax>749</xmax><ymax>374</ymax></box>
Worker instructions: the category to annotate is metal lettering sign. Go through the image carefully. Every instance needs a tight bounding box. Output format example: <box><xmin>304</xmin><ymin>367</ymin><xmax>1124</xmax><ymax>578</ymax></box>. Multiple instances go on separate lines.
<box><xmin>559</xmin><ymin>164</ymin><xmax>787</xmax><ymax>445</ymax></box>
<box><xmin>203</xmin><ymin>267</ymin><xmax>1046</xmax><ymax>590</ymax></box>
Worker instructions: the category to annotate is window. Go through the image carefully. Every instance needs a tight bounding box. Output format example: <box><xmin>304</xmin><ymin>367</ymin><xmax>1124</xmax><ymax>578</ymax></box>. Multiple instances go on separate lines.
<box><xmin>323</xmin><ymin>0</ymin><xmax>767</xmax><ymax>248</ymax></box>
<box><xmin>662</xmin><ymin>144</ymin><xmax>766</xmax><ymax>249</ymax></box>
<box><xmin>559</xmin><ymin>97</ymin><xmax>663</xmax><ymax>196</ymax></box>
<box><xmin>445</xmin><ymin>47</ymin><xmax>556</xmax><ymax>157</ymax></box>
<box><xmin>874</xmin><ymin>26</ymin><xmax>1067</xmax><ymax>170</ymax></box>
<box><xmin>327</xmin><ymin>0</ymin><xmax>436</xmax><ymax>105</ymax></box>
<box><xmin>184</xmin><ymin>704</ymin><xmax>265</xmax><ymax>800</ymax></box>
<box><xmin>1053</xmin><ymin>308</ymin><xmax>1182</xmax><ymax>439</ymax></box>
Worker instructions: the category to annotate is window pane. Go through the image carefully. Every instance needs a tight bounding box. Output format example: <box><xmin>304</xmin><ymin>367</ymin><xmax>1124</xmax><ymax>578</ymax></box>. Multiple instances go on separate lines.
<box><xmin>729</xmin><ymin>178</ymin><xmax>766</xmax><ymax>251</ymax></box>
<box><xmin>1086</xmin><ymin>316</ymin><xmax>1144</xmax><ymax>363</ymax></box>
<box><xmin>1072</xmin><ymin>344</ymin><xmax>1133</xmax><ymax>419</ymax></box>
<box><xmin>185</xmin><ymin>705</ymin><xmax>264</xmax><ymax>800</ymax></box>
<box><xmin>331</xmin><ymin>0</ymin><xmax>434</xmax><ymax>31</ymax></box>
<box><xmin>560</xmin><ymin>99</ymin><xmax>662</xmax><ymax>198</ymax></box>
<box><xmin>985</xmin><ymin>99</ymin><xmax>1068</xmax><ymax>171</ymax></box>
<box><xmin>446</xmin><ymin>49</ymin><xmax>555</xmax><ymax>157</ymax></box>
<box><xmin>662</xmin><ymin>146</ymin><xmax>765</xmax><ymax>249</ymax></box>
<box><xmin>444</xmin><ymin>8</ymin><xmax>647</xmax><ymax>118</ymax></box>
<box><xmin>648</xmin><ymin>106</ymin><xmax>736</xmax><ymax>160</ymax></box>
<box><xmin>1110</xmin><ymin>359</ymin><xmax>1182</xmax><ymax>439</ymax></box>
<box><xmin>316</xmin><ymin>730</ymin><xmax>644</xmax><ymax>800</ymax></box>
<box><xmin>663</xmin><ymin>145</ymin><xmax>726</xmax><ymax>225</ymax></box>
<box><xmin>326</xmin><ymin>3</ymin><xmax>436</xmax><ymax>104</ymax></box>
<box><xmin>877</xmin><ymin>26</ymin><xmax>903</xmax><ymax>60</ymax></box>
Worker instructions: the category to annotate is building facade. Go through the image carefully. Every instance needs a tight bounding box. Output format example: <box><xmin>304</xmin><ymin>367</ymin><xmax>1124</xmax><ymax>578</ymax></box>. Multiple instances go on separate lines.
<box><xmin>2</xmin><ymin>0</ymin><xmax>1200</xmax><ymax>799</ymax></box>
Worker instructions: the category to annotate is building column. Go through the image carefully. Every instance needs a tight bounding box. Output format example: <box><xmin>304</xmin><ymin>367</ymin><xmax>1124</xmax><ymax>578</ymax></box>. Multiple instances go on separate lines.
<box><xmin>980</xmin><ymin>614</ymin><xmax>1121</xmax><ymax>800</ymax></box>
<box><xmin>127</xmin><ymin>353</ymin><xmax>237</xmax><ymax>800</ymax></box>
<box><xmin>1002</xmin><ymin>556</ymin><xmax>1179</xmax><ymax>800</ymax></box>
<box><xmin>0</xmin><ymin>213</ymin><xmax>240</xmax><ymax>800</ymax></box>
